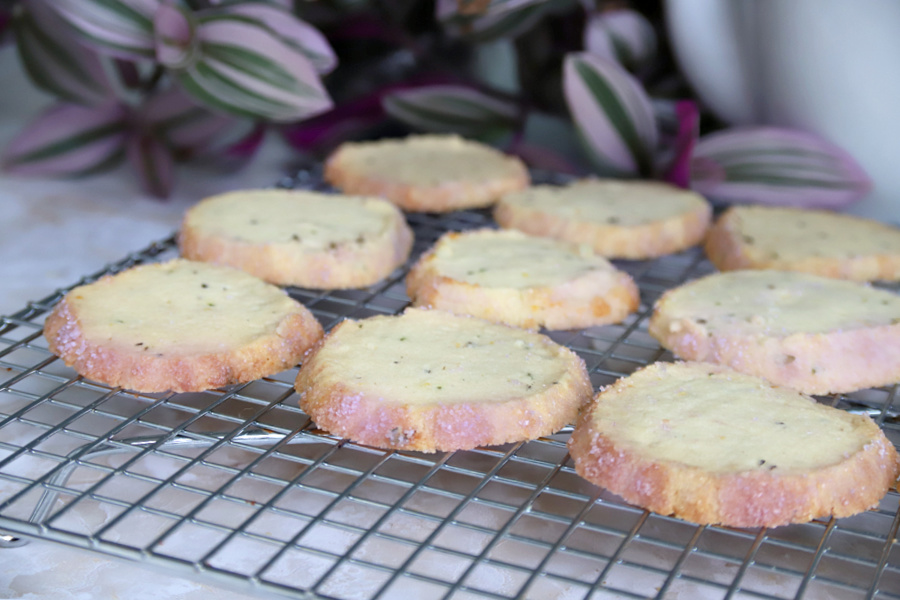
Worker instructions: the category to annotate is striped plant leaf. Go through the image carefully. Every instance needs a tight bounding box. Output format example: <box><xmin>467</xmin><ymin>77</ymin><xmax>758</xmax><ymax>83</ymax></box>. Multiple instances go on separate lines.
<box><xmin>14</xmin><ymin>1</ymin><xmax>114</xmax><ymax>105</ymax></box>
<box><xmin>584</xmin><ymin>9</ymin><xmax>657</xmax><ymax>73</ymax></box>
<box><xmin>174</xmin><ymin>14</ymin><xmax>332</xmax><ymax>122</ymax></box>
<box><xmin>48</xmin><ymin>0</ymin><xmax>157</xmax><ymax>60</ymax></box>
<box><xmin>563</xmin><ymin>52</ymin><xmax>658</xmax><ymax>177</ymax></box>
<box><xmin>437</xmin><ymin>0</ymin><xmax>563</xmax><ymax>41</ymax></box>
<box><xmin>143</xmin><ymin>86</ymin><xmax>236</xmax><ymax>153</ymax></box>
<box><xmin>2</xmin><ymin>102</ymin><xmax>128</xmax><ymax>176</ymax></box>
<box><xmin>383</xmin><ymin>85</ymin><xmax>519</xmax><ymax>137</ymax></box>
<box><xmin>437</xmin><ymin>0</ymin><xmax>549</xmax><ymax>19</ymax></box>
<box><xmin>207</xmin><ymin>0</ymin><xmax>293</xmax><ymax>6</ymax></box>
<box><xmin>691</xmin><ymin>127</ymin><xmax>871</xmax><ymax>209</ymax></box>
<box><xmin>153</xmin><ymin>3</ymin><xmax>196</xmax><ymax>69</ymax></box>
<box><xmin>201</xmin><ymin>2</ymin><xmax>337</xmax><ymax>74</ymax></box>
<box><xmin>127</xmin><ymin>132</ymin><xmax>174</xmax><ymax>198</ymax></box>
<box><xmin>143</xmin><ymin>84</ymin><xmax>263</xmax><ymax>168</ymax></box>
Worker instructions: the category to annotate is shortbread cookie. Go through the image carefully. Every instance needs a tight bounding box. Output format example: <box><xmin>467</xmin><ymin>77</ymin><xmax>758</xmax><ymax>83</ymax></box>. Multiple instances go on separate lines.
<box><xmin>179</xmin><ymin>189</ymin><xmax>413</xmax><ymax>289</ymax></box>
<box><xmin>324</xmin><ymin>134</ymin><xmax>529</xmax><ymax>212</ymax></box>
<box><xmin>44</xmin><ymin>260</ymin><xmax>323</xmax><ymax>393</ymax></box>
<box><xmin>705</xmin><ymin>205</ymin><xmax>900</xmax><ymax>281</ymax></box>
<box><xmin>568</xmin><ymin>361</ymin><xmax>900</xmax><ymax>528</ymax></box>
<box><xmin>295</xmin><ymin>308</ymin><xmax>592</xmax><ymax>452</ymax></box>
<box><xmin>406</xmin><ymin>229</ymin><xmax>640</xmax><ymax>330</ymax></box>
<box><xmin>495</xmin><ymin>179</ymin><xmax>711</xmax><ymax>259</ymax></box>
<box><xmin>648</xmin><ymin>270</ymin><xmax>900</xmax><ymax>394</ymax></box>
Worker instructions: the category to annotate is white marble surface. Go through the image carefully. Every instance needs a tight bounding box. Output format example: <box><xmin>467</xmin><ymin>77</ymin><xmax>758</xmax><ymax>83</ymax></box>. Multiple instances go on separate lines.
<box><xmin>0</xmin><ymin>50</ymin><xmax>301</xmax><ymax>600</ymax></box>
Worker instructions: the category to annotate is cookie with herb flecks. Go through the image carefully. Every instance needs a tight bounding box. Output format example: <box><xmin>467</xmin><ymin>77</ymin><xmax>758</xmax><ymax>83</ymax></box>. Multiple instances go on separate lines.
<box><xmin>495</xmin><ymin>178</ymin><xmax>711</xmax><ymax>259</ymax></box>
<box><xmin>705</xmin><ymin>205</ymin><xmax>900</xmax><ymax>281</ymax></box>
<box><xmin>179</xmin><ymin>189</ymin><xmax>413</xmax><ymax>289</ymax></box>
<box><xmin>44</xmin><ymin>259</ymin><xmax>323</xmax><ymax>393</ymax></box>
<box><xmin>295</xmin><ymin>308</ymin><xmax>592</xmax><ymax>452</ymax></box>
<box><xmin>324</xmin><ymin>134</ymin><xmax>529</xmax><ymax>213</ymax></box>
<box><xmin>568</xmin><ymin>361</ymin><xmax>900</xmax><ymax>528</ymax></box>
<box><xmin>406</xmin><ymin>228</ymin><xmax>639</xmax><ymax>330</ymax></box>
<box><xmin>648</xmin><ymin>269</ymin><xmax>900</xmax><ymax>394</ymax></box>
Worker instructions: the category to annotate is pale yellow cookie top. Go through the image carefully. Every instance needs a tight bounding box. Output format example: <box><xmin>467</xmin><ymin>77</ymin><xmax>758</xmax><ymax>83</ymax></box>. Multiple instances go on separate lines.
<box><xmin>428</xmin><ymin>229</ymin><xmax>618</xmax><ymax>288</ymax></box>
<box><xmin>657</xmin><ymin>270</ymin><xmax>900</xmax><ymax>335</ymax></box>
<box><xmin>312</xmin><ymin>308</ymin><xmax>571</xmax><ymax>405</ymax></box>
<box><xmin>333</xmin><ymin>134</ymin><xmax>524</xmax><ymax>186</ymax></box>
<box><xmin>183</xmin><ymin>189</ymin><xmax>401</xmax><ymax>248</ymax></box>
<box><xmin>727</xmin><ymin>205</ymin><xmax>900</xmax><ymax>260</ymax></box>
<box><xmin>589</xmin><ymin>362</ymin><xmax>875</xmax><ymax>473</ymax></box>
<box><xmin>66</xmin><ymin>260</ymin><xmax>306</xmax><ymax>355</ymax></box>
<box><xmin>500</xmin><ymin>179</ymin><xmax>707</xmax><ymax>226</ymax></box>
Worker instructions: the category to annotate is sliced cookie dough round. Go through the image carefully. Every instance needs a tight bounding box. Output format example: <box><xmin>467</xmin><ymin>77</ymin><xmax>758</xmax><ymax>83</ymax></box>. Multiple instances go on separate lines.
<box><xmin>44</xmin><ymin>259</ymin><xmax>324</xmax><ymax>393</ymax></box>
<box><xmin>494</xmin><ymin>178</ymin><xmax>711</xmax><ymax>259</ymax></box>
<box><xmin>568</xmin><ymin>361</ymin><xmax>900</xmax><ymax>528</ymax></box>
<box><xmin>406</xmin><ymin>229</ymin><xmax>640</xmax><ymax>330</ymax></box>
<box><xmin>295</xmin><ymin>308</ymin><xmax>592</xmax><ymax>452</ymax></box>
<box><xmin>179</xmin><ymin>189</ymin><xmax>413</xmax><ymax>289</ymax></box>
<box><xmin>323</xmin><ymin>134</ymin><xmax>529</xmax><ymax>213</ymax></box>
<box><xmin>705</xmin><ymin>205</ymin><xmax>900</xmax><ymax>281</ymax></box>
<box><xmin>648</xmin><ymin>269</ymin><xmax>900</xmax><ymax>394</ymax></box>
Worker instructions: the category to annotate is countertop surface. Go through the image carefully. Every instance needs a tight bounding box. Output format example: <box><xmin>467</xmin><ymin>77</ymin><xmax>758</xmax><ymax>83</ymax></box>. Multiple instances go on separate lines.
<box><xmin>0</xmin><ymin>50</ymin><xmax>297</xmax><ymax>600</ymax></box>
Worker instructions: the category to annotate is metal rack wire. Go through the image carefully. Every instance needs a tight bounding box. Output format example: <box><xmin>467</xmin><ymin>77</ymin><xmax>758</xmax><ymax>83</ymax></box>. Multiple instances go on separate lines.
<box><xmin>1</xmin><ymin>169</ymin><xmax>898</xmax><ymax>600</ymax></box>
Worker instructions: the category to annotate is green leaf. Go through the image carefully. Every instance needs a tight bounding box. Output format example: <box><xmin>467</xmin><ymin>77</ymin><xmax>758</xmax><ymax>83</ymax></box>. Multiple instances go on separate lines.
<box><xmin>383</xmin><ymin>86</ymin><xmax>519</xmax><ymax>137</ymax></box>
<box><xmin>173</xmin><ymin>15</ymin><xmax>332</xmax><ymax>122</ymax></box>
<box><xmin>3</xmin><ymin>102</ymin><xmax>128</xmax><ymax>177</ymax></box>
<box><xmin>49</xmin><ymin>0</ymin><xmax>156</xmax><ymax>59</ymax></box>
<box><xmin>573</xmin><ymin>58</ymin><xmax>651</xmax><ymax>174</ymax></box>
<box><xmin>563</xmin><ymin>52</ymin><xmax>658</xmax><ymax>177</ymax></box>
<box><xmin>691</xmin><ymin>127</ymin><xmax>872</xmax><ymax>209</ymax></box>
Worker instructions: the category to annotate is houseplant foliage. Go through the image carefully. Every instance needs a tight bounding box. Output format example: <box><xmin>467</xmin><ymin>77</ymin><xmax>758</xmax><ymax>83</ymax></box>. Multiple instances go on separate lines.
<box><xmin>3</xmin><ymin>0</ymin><xmax>335</xmax><ymax>197</ymax></box>
<box><xmin>1</xmin><ymin>0</ymin><xmax>871</xmax><ymax>207</ymax></box>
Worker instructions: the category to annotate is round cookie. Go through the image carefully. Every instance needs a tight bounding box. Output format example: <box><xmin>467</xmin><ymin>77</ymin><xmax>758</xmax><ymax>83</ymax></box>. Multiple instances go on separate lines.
<box><xmin>323</xmin><ymin>134</ymin><xmax>529</xmax><ymax>213</ymax></box>
<box><xmin>295</xmin><ymin>308</ymin><xmax>592</xmax><ymax>452</ymax></box>
<box><xmin>406</xmin><ymin>229</ymin><xmax>640</xmax><ymax>329</ymax></box>
<box><xmin>406</xmin><ymin>229</ymin><xmax>640</xmax><ymax>330</ymax></box>
<box><xmin>705</xmin><ymin>205</ymin><xmax>900</xmax><ymax>281</ymax></box>
<box><xmin>568</xmin><ymin>361</ymin><xmax>900</xmax><ymax>528</ymax></box>
<box><xmin>44</xmin><ymin>259</ymin><xmax>324</xmax><ymax>393</ymax></box>
<box><xmin>494</xmin><ymin>178</ymin><xmax>711</xmax><ymax>259</ymax></box>
<box><xmin>179</xmin><ymin>189</ymin><xmax>413</xmax><ymax>289</ymax></box>
<box><xmin>648</xmin><ymin>270</ymin><xmax>900</xmax><ymax>394</ymax></box>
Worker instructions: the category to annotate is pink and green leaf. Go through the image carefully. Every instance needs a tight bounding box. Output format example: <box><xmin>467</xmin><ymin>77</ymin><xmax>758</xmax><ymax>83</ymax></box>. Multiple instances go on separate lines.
<box><xmin>279</xmin><ymin>76</ymin><xmax>459</xmax><ymax>156</ymax></box>
<box><xmin>690</xmin><ymin>127</ymin><xmax>871</xmax><ymax>209</ymax></box>
<box><xmin>48</xmin><ymin>0</ymin><xmax>157</xmax><ymax>60</ymax></box>
<box><xmin>142</xmin><ymin>85</ymin><xmax>236</xmax><ymax>152</ymax></box>
<box><xmin>175</xmin><ymin>15</ymin><xmax>332</xmax><ymax>122</ymax></box>
<box><xmin>383</xmin><ymin>85</ymin><xmax>519</xmax><ymax>137</ymax></box>
<box><xmin>438</xmin><ymin>0</ymin><xmax>555</xmax><ymax>41</ymax></box>
<box><xmin>3</xmin><ymin>102</ymin><xmax>128</xmax><ymax>176</ymax></box>
<box><xmin>201</xmin><ymin>2</ymin><xmax>337</xmax><ymax>74</ymax></box>
<box><xmin>153</xmin><ymin>3</ymin><xmax>197</xmax><ymax>69</ymax></box>
<box><xmin>563</xmin><ymin>52</ymin><xmax>658</xmax><ymax>177</ymax></box>
<box><xmin>584</xmin><ymin>9</ymin><xmax>657</xmax><ymax>73</ymax></box>
<box><xmin>14</xmin><ymin>1</ymin><xmax>115</xmax><ymax>105</ymax></box>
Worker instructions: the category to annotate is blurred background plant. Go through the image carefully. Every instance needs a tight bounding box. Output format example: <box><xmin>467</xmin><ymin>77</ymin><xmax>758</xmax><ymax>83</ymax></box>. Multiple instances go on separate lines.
<box><xmin>0</xmin><ymin>0</ymin><xmax>871</xmax><ymax>207</ymax></box>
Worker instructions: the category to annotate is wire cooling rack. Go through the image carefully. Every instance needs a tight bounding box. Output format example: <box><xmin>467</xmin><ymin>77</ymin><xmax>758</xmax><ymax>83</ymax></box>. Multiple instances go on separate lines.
<box><xmin>1</xmin><ymin>169</ymin><xmax>899</xmax><ymax>600</ymax></box>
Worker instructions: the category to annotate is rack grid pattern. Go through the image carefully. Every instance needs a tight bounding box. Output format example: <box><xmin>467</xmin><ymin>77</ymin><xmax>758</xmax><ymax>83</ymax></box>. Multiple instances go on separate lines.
<box><xmin>1</xmin><ymin>170</ymin><xmax>899</xmax><ymax>600</ymax></box>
